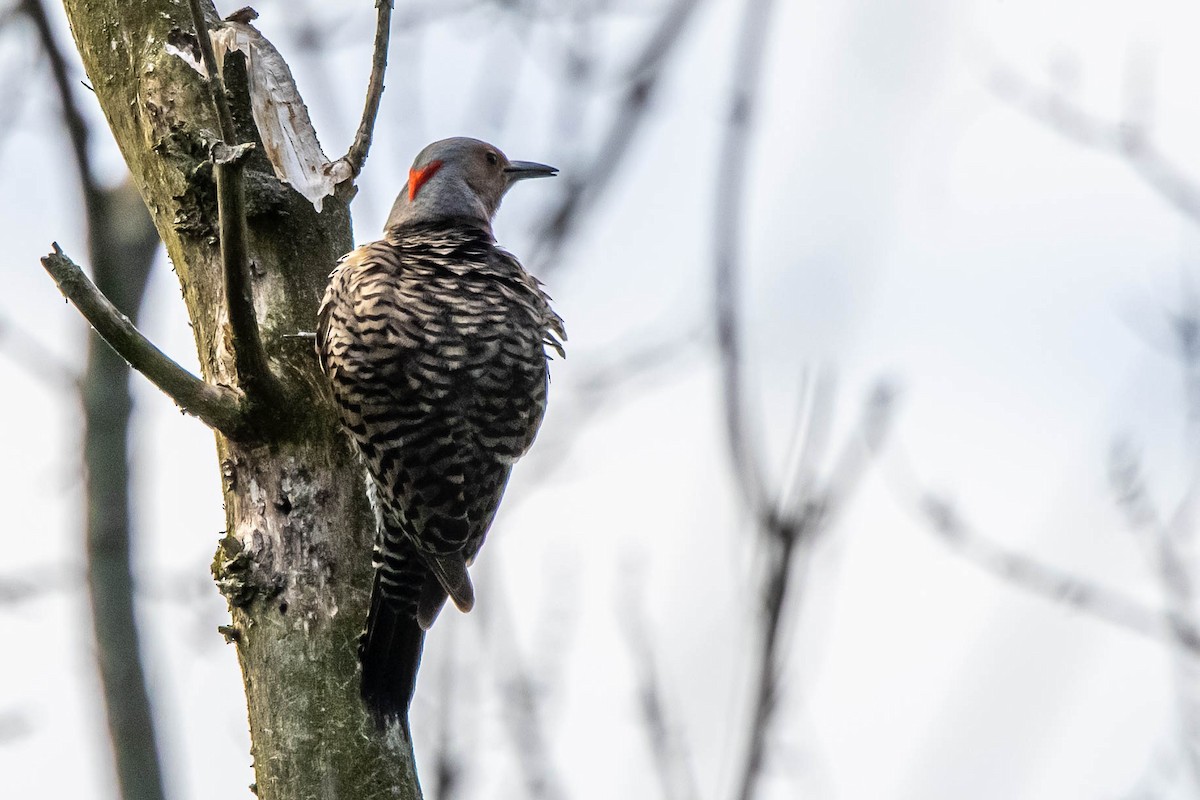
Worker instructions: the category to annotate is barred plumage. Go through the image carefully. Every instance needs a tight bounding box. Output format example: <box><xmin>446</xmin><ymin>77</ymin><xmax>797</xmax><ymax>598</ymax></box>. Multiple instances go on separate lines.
<box><xmin>316</xmin><ymin>138</ymin><xmax>563</xmax><ymax>724</ymax></box>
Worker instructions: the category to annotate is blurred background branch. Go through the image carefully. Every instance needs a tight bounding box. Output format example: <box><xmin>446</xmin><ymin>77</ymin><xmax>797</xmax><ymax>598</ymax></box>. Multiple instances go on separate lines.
<box><xmin>988</xmin><ymin>57</ymin><xmax>1200</xmax><ymax>226</ymax></box>
<box><xmin>528</xmin><ymin>0</ymin><xmax>703</xmax><ymax>276</ymax></box>
<box><xmin>10</xmin><ymin>0</ymin><xmax>1200</xmax><ymax>798</ymax></box>
<box><xmin>22</xmin><ymin>0</ymin><xmax>166</xmax><ymax>797</ymax></box>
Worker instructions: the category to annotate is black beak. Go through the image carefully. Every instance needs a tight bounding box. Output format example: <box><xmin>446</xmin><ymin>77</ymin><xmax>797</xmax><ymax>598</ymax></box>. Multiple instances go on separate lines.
<box><xmin>505</xmin><ymin>161</ymin><xmax>558</xmax><ymax>181</ymax></box>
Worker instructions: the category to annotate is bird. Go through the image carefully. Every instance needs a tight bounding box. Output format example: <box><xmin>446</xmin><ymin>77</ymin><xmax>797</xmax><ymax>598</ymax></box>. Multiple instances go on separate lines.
<box><xmin>316</xmin><ymin>137</ymin><xmax>565</xmax><ymax>726</ymax></box>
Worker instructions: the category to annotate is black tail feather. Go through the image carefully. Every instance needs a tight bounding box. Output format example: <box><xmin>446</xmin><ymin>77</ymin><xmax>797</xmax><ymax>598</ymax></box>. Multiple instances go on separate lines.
<box><xmin>359</xmin><ymin>574</ymin><xmax>426</xmax><ymax>727</ymax></box>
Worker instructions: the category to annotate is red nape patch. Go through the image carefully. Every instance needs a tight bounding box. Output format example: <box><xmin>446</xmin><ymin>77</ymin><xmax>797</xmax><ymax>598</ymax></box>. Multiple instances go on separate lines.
<box><xmin>408</xmin><ymin>160</ymin><xmax>444</xmax><ymax>201</ymax></box>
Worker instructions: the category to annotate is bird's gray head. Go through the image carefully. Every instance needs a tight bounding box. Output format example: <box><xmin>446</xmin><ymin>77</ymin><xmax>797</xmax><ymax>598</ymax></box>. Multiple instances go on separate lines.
<box><xmin>384</xmin><ymin>137</ymin><xmax>557</xmax><ymax>234</ymax></box>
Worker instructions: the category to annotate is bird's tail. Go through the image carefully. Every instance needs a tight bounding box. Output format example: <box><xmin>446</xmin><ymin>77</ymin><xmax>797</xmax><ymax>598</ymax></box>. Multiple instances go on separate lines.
<box><xmin>359</xmin><ymin>572</ymin><xmax>426</xmax><ymax>727</ymax></box>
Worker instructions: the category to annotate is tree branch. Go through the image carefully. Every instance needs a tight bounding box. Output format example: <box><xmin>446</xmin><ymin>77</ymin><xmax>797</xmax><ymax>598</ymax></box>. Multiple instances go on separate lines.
<box><xmin>917</xmin><ymin>492</ymin><xmax>1196</xmax><ymax>651</ymax></box>
<box><xmin>0</xmin><ymin>314</ymin><xmax>78</xmax><ymax>390</ymax></box>
<box><xmin>40</xmin><ymin>244</ymin><xmax>248</xmax><ymax>438</ymax></box>
<box><xmin>80</xmin><ymin>236</ymin><xmax>167</xmax><ymax>800</ymax></box>
<box><xmin>620</xmin><ymin>578</ymin><xmax>699</xmax><ymax>800</ymax></box>
<box><xmin>476</xmin><ymin>574</ymin><xmax>567</xmax><ymax>800</ymax></box>
<box><xmin>736</xmin><ymin>528</ymin><xmax>798</xmax><ymax>800</ymax></box>
<box><xmin>714</xmin><ymin>0</ymin><xmax>776</xmax><ymax>518</ymax></box>
<box><xmin>529</xmin><ymin>0</ymin><xmax>703</xmax><ymax>275</ymax></box>
<box><xmin>988</xmin><ymin>62</ymin><xmax>1200</xmax><ymax>227</ymax></box>
<box><xmin>339</xmin><ymin>0</ymin><xmax>393</xmax><ymax>180</ymax></box>
<box><xmin>1111</xmin><ymin>438</ymin><xmax>1200</xmax><ymax>784</ymax></box>
<box><xmin>731</xmin><ymin>388</ymin><xmax>887</xmax><ymax>800</ymax></box>
<box><xmin>187</xmin><ymin>0</ymin><xmax>236</xmax><ymax>143</ymax></box>
<box><xmin>214</xmin><ymin>141</ymin><xmax>280</xmax><ymax>411</ymax></box>
<box><xmin>707</xmin><ymin>7</ymin><xmax>893</xmax><ymax>798</ymax></box>
<box><xmin>187</xmin><ymin>0</ymin><xmax>282</xmax><ymax>416</ymax></box>
<box><xmin>27</xmin><ymin>5</ymin><xmax>171</xmax><ymax>794</ymax></box>
<box><xmin>20</xmin><ymin>0</ymin><xmax>98</xmax><ymax>204</ymax></box>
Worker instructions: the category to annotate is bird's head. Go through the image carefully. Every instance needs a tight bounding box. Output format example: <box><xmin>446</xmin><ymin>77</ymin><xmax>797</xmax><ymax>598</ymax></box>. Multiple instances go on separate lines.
<box><xmin>384</xmin><ymin>137</ymin><xmax>557</xmax><ymax>234</ymax></box>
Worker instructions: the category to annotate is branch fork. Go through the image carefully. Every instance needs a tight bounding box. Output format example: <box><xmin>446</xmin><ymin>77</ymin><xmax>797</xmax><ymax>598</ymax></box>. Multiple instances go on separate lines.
<box><xmin>40</xmin><ymin>1</ymin><xmax>399</xmax><ymax>441</ymax></box>
<box><xmin>40</xmin><ymin>244</ymin><xmax>249</xmax><ymax>438</ymax></box>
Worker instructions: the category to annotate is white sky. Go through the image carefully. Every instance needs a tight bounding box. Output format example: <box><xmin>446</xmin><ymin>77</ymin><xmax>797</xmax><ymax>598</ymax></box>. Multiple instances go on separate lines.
<box><xmin>2</xmin><ymin>0</ymin><xmax>1199</xmax><ymax>798</ymax></box>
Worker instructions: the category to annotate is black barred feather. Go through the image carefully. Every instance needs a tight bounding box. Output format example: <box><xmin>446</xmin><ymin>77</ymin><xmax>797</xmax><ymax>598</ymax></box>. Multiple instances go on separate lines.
<box><xmin>359</xmin><ymin>567</ymin><xmax>425</xmax><ymax>727</ymax></box>
<box><xmin>317</xmin><ymin>220</ymin><xmax>564</xmax><ymax>722</ymax></box>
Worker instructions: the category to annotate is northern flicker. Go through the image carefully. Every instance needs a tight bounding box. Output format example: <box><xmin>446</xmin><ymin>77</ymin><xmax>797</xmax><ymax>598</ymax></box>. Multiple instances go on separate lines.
<box><xmin>316</xmin><ymin>137</ymin><xmax>564</xmax><ymax>724</ymax></box>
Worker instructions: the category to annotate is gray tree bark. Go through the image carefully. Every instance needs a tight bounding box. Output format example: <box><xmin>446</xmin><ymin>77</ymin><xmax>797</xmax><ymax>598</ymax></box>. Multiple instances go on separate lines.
<box><xmin>60</xmin><ymin>2</ymin><xmax>422</xmax><ymax>797</ymax></box>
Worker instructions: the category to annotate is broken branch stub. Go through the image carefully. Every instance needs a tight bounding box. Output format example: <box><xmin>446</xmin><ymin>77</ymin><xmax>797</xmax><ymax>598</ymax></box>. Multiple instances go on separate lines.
<box><xmin>173</xmin><ymin>16</ymin><xmax>351</xmax><ymax>212</ymax></box>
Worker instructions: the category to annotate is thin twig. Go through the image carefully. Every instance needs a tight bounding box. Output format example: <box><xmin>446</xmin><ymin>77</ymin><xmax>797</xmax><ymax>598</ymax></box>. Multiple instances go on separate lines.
<box><xmin>917</xmin><ymin>493</ymin><xmax>1194</xmax><ymax>651</ymax></box>
<box><xmin>513</xmin><ymin>325</ymin><xmax>701</xmax><ymax>494</ymax></box>
<box><xmin>988</xmin><ymin>62</ymin><xmax>1200</xmax><ymax>227</ymax></box>
<box><xmin>27</xmin><ymin>5</ymin><xmax>168</xmax><ymax>794</ymax></box>
<box><xmin>620</xmin><ymin>574</ymin><xmax>700</xmax><ymax>800</ymax></box>
<box><xmin>713</xmin><ymin>0</ymin><xmax>776</xmax><ymax>519</ymax></box>
<box><xmin>340</xmin><ymin>0</ymin><xmax>393</xmax><ymax>179</ymax></box>
<box><xmin>809</xmin><ymin>382</ymin><xmax>896</xmax><ymax>529</ymax></box>
<box><xmin>214</xmin><ymin>141</ymin><xmax>280</xmax><ymax>410</ymax></box>
<box><xmin>0</xmin><ymin>315</ymin><xmax>78</xmax><ymax>389</ymax></box>
<box><xmin>549</xmin><ymin>0</ymin><xmax>595</xmax><ymax>161</ymax></box>
<box><xmin>20</xmin><ymin>0</ymin><xmax>98</xmax><ymax>203</ymax></box>
<box><xmin>81</xmin><ymin>244</ymin><xmax>167</xmax><ymax>800</ymax></box>
<box><xmin>1133</xmin><ymin>446</ymin><xmax>1200</xmax><ymax>784</ymax></box>
<box><xmin>736</xmin><ymin>528</ymin><xmax>798</xmax><ymax>800</ymax></box>
<box><xmin>186</xmin><ymin>0</ymin><xmax>281</xmax><ymax>416</ymax></box>
<box><xmin>39</xmin><ymin>244</ymin><xmax>248</xmax><ymax>438</ymax></box>
<box><xmin>187</xmin><ymin>0</ymin><xmax>236</xmax><ymax>143</ymax></box>
<box><xmin>475</xmin><ymin>572</ymin><xmax>567</xmax><ymax>800</ymax></box>
<box><xmin>1153</xmin><ymin>519</ymin><xmax>1200</xmax><ymax>786</ymax></box>
<box><xmin>571</xmin><ymin>324</ymin><xmax>702</xmax><ymax>396</ymax></box>
<box><xmin>729</xmin><ymin>389</ymin><xmax>888</xmax><ymax>800</ymax></box>
<box><xmin>710</xmin><ymin>0</ymin><xmax>791</xmax><ymax>796</ymax></box>
<box><xmin>528</xmin><ymin>0</ymin><xmax>703</xmax><ymax>275</ymax></box>
<box><xmin>773</xmin><ymin>370</ymin><xmax>835</xmax><ymax>527</ymax></box>
<box><xmin>0</xmin><ymin>564</ymin><xmax>77</xmax><ymax>607</ymax></box>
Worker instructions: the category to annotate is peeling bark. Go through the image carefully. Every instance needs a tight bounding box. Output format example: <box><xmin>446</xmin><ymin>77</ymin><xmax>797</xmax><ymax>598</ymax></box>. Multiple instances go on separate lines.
<box><xmin>60</xmin><ymin>2</ymin><xmax>422</xmax><ymax>796</ymax></box>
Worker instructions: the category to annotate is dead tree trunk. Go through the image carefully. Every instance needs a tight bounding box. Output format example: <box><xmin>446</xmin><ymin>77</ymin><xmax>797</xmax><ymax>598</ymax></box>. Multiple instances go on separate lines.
<box><xmin>57</xmin><ymin>2</ymin><xmax>422</xmax><ymax>796</ymax></box>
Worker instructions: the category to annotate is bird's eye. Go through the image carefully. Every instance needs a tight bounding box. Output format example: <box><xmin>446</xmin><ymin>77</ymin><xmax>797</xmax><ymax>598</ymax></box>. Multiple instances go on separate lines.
<box><xmin>485</xmin><ymin>152</ymin><xmax>499</xmax><ymax>166</ymax></box>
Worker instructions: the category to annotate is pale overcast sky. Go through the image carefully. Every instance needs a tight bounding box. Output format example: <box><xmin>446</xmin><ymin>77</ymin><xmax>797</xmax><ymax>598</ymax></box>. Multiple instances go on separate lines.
<box><xmin>2</xmin><ymin>0</ymin><xmax>1198</xmax><ymax>798</ymax></box>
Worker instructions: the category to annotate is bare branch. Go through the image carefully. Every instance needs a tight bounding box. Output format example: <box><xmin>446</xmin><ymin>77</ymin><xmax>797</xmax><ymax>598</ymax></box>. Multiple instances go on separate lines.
<box><xmin>39</xmin><ymin>244</ymin><xmax>248</xmax><ymax>438</ymax></box>
<box><xmin>20</xmin><ymin>0</ymin><xmax>98</xmax><ymax>202</ymax></box>
<box><xmin>339</xmin><ymin>0</ymin><xmax>393</xmax><ymax>180</ymax></box>
<box><xmin>213</xmin><ymin>141</ymin><xmax>282</xmax><ymax>414</ymax></box>
<box><xmin>528</xmin><ymin>0</ymin><xmax>703</xmax><ymax>274</ymax></box>
<box><xmin>26</xmin><ymin>6</ymin><xmax>169</xmax><ymax>793</ymax></box>
<box><xmin>513</xmin><ymin>325</ymin><xmax>701</xmax><ymax>493</ymax></box>
<box><xmin>918</xmin><ymin>493</ymin><xmax>1195</xmax><ymax>651</ymax></box>
<box><xmin>811</xmin><ymin>382</ymin><xmax>897</xmax><ymax>528</ymax></box>
<box><xmin>571</xmin><ymin>324</ymin><xmax>703</xmax><ymax>396</ymax></box>
<box><xmin>713</xmin><ymin>0</ymin><xmax>776</xmax><ymax>517</ymax></box>
<box><xmin>0</xmin><ymin>315</ymin><xmax>78</xmax><ymax>390</ymax></box>
<box><xmin>1133</xmin><ymin>447</ymin><xmax>1200</xmax><ymax>785</ymax></box>
<box><xmin>988</xmin><ymin>62</ymin><xmax>1200</xmax><ymax>226</ymax></box>
<box><xmin>0</xmin><ymin>564</ymin><xmax>77</xmax><ymax>608</ymax></box>
<box><xmin>773</xmin><ymin>369</ymin><xmax>836</xmax><ymax>526</ymax></box>
<box><xmin>620</xmin><ymin>577</ymin><xmax>700</xmax><ymax>800</ymax></box>
<box><xmin>187</xmin><ymin>0</ymin><xmax>236</xmax><ymax>143</ymax></box>
<box><xmin>475</xmin><ymin>573</ymin><xmax>568</xmax><ymax>800</ymax></box>
<box><xmin>736</xmin><ymin>529</ymin><xmax>800</xmax><ymax>800</ymax></box>
<box><xmin>187</xmin><ymin>1</ymin><xmax>283</xmax><ymax>417</ymax></box>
